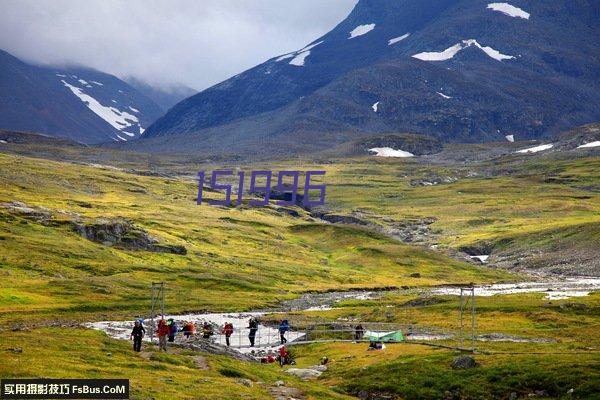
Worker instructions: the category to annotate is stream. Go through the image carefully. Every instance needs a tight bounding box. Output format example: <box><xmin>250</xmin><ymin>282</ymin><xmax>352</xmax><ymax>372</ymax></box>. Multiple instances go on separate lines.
<box><xmin>85</xmin><ymin>277</ymin><xmax>600</xmax><ymax>354</ymax></box>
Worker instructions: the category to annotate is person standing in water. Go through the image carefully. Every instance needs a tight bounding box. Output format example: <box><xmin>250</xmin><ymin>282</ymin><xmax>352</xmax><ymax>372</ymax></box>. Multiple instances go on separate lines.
<box><xmin>130</xmin><ymin>320</ymin><xmax>145</xmax><ymax>352</ymax></box>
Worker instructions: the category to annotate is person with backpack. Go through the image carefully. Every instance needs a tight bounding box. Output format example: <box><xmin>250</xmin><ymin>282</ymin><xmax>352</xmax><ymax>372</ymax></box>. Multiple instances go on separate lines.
<box><xmin>157</xmin><ymin>319</ymin><xmax>169</xmax><ymax>351</ymax></box>
<box><xmin>223</xmin><ymin>322</ymin><xmax>234</xmax><ymax>347</ymax></box>
<box><xmin>248</xmin><ymin>317</ymin><xmax>258</xmax><ymax>347</ymax></box>
<box><xmin>130</xmin><ymin>320</ymin><xmax>145</xmax><ymax>352</ymax></box>
<box><xmin>278</xmin><ymin>320</ymin><xmax>289</xmax><ymax>344</ymax></box>
<box><xmin>355</xmin><ymin>324</ymin><xmax>364</xmax><ymax>341</ymax></box>
<box><xmin>168</xmin><ymin>319</ymin><xmax>178</xmax><ymax>342</ymax></box>
<box><xmin>183</xmin><ymin>321</ymin><xmax>195</xmax><ymax>339</ymax></box>
<box><xmin>202</xmin><ymin>322</ymin><xmax>213</xmax><ymax>339</ymax></box>
<box><xmin>278</xmin><ymin>345</ymin><xmax>288</xmax><ymax>367</ymax></box>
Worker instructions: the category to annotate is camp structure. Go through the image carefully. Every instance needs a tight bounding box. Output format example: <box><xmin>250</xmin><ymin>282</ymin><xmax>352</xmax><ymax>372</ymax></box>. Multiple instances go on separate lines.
<box><xmin>364</xmin><ymin>330</ymin><xmax>404</xmax><ymax>342</ymax></box>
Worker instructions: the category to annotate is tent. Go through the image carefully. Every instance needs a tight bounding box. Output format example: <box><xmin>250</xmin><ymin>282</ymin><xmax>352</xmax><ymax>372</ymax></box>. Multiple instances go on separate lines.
<box><xmin>364</xmin><ymin>330</ymin><xmax>404</xmax><ymax>342</ymax></box>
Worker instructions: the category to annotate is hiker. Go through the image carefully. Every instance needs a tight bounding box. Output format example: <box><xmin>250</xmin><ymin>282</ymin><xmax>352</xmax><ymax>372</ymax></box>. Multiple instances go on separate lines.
<box><xmin>368</xmin><ymin>341</ymin><xmax>384</xmax><ymax>351</ymax></box>
<box><xmin>168</xmin><ymin>319</ymin><xmax>178</xmax><ymax>342</ymax></box>
<box><xmin>223</xmin><ymin>322</ymin><xmax>234</xmax><ymax>347</ymax></box>
<box><xmin>130</xmin><ymin>320</ymin><xmax>145</xmax><ymax>352</ymax></box>
<box><xmin>278</xmin><ymin>319</ymin><xmax>289</xmax><ymax>344</ymax></box>
<box><xmin>202</xmin><ymin>322</ymin><xmax>213</xmax><ymax>339</ymax></box>
<box><xmin>183</xmin><ymin>321</ymin><xmax>195</xmax><ymax>339</ymax></box>
<box><xmin>278</xmin><ymin>346</ymin><xmax>288</xmax><ymax>367</ymax></box>
<box><xmin>248</xmin><ymin>317</ymin><xmax>258</xmax><ymax>347</ymax></box>
<box><xmin>355</xmin><ymin>324</ymin><xmax>364</xmax><ymax>341</ymax></box>
<box><xmin>157</xmin><ymin>319</ymin><xmax>169</xmax><ymax>351</ymax></box>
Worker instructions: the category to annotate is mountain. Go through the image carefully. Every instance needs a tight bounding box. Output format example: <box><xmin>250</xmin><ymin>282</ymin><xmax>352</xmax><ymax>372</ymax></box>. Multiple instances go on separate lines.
<box><xmin>138</xmin><ymin>0</ymin><xmax>600</xmax><ymax>157</ymax></box>
<box><xmin>125</xmin><ymin>77</ymin><xmax>197</xmax><ymax>112</ymax></box>
<box><xmin>0</xmin><ymin>49</ymin><xmax>163</xmax><ymax>144</ymax></box>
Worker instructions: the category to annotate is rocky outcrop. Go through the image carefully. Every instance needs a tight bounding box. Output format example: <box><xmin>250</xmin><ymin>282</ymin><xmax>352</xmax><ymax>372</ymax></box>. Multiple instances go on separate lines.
<box><xmin>316</xmin><ymin>213</ymin><xmax>369</xmax><ymax>225</ymax></box>
<box><xmin>73</xmin><ymin>218</ymin><xmax>186</xmax><ymax>255</ymax></box>
<box><xmin>382</xmin><ymin>217</ymin><xmax>437</xmax><ymax>243</ymax></box>
<box><xmin>1</xmin><ymin>201</ymin><xmax>53</xmax><ymax>221</ymax></box>
<box><xmin>285</xmin><ymin>364</ymin><xmax>327</xmax><ymax>380</ymax></box>
<box><xmin>451</xmin><ymin>355</ymin><xmax>477</xmax><ymax>369</ymax></box>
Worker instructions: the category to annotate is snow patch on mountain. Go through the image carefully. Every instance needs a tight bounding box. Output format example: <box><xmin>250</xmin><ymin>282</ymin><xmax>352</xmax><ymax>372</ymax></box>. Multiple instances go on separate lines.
<box><xmin>437</xmin><ymin>92</ymin><xmax>451</xmax><ymax>99</ymax></box>
<box><xmin>128</xmin><ymin>106</ymin><xmax>140</xmax><ymax>113</ymax></box>
<box><xmin>413</xmin><ymin>39</ymin><xmax>515</xmax><ymax>62</ymax></box>
<box><xmin>487</xmin><ymin>3</ymin><xmax>530</xmax><ymax>19</ymax></box>
<box><xmin>506</xmin><ymin>134</ymin><xmax>515</xmax><ymax>142</ymax></box>
<box><xmin>369</xmin><ymin>147</ymin><xmax>414</xmax><ymax>157</ymax></box>
<box><xmin>284</xmin><ymin>41</ymin><xmax>324</xmax><ymax>67</ymax></box>
<box><xmin>413</xmin><ymin>43</ymin><xmax>463</xmax><ymax>61</ymax></box>
<box><xmin>517</xmin><ymin>144</ymin><xmax>553</xmax><ymax>153</ymax></box>
<box><xmin>372</xmin><ymin>101</ymin><xmax>380</xmax><ymax>112</ymax></box>
<box><xmin>388</xmin><ymin>33</ymin><xmax>410</xmax><ymax>45</ymax></box>
<box><xmin>290</xmin><ymin>51</ymin><xmax>311</xmax><ymax>66</ymax></box>
<box><xmin>349</xmin><ymin>24</ymin><xmax>375</xmax><ymax>39</ymax></box>
<box><xmin>276</xmin><ymin>54</ymin><xmax>294</xmax><ymax>62</ymax></box>
<box><xmin>577</xmin><ymin>141</ymin><xmax>600</xmax><ymax>148</ymax></box>
<box><xmin>61</xmin><ymin>80</ymin><xmax>142</xmax><ymax>140</ymax></box>
<box><xmin>91</xmin><ymin>80</ymin><xmax>103</xmax><ymax>86</ymax></box>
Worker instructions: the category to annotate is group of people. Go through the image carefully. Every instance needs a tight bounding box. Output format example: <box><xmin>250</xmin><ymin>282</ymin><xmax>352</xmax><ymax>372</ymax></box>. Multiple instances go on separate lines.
<box><xmin>130</xmin><ymin>317</ymin><xmax>293</xmax><ymax>351</ymax></box>
<box><xmin>259</xmin><ymin>346</ymin><xmax>293</xmax><ymax>367</ymax></box>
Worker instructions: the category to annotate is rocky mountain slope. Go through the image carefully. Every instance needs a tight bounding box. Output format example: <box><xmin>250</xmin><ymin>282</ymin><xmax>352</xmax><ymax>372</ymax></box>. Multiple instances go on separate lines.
<box><xmin>0</xmin><ymin>49</ymin><xmax>163</xmax><ymax>144</ymax></box>
<box><xmin>137</xmin><ymin>0</ymin><xmax>599</xmax><ymax>156</ymax></box>
<box><xmin>125</xmin><ymin>77</ymin><xmax>197</xmax><ymax>112</ymax></box>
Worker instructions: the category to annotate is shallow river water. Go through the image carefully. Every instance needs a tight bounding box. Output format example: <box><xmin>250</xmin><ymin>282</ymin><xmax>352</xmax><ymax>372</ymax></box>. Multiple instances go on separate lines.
<box><xmin>85</xmin><ymin>277</ymin><xmax>599</xmax><ymax>353</ymax></box>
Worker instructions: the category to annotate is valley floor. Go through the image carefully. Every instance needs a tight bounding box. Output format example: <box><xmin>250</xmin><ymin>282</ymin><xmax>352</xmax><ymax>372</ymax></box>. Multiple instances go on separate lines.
<box><xmin>1</xmin><ymin>143</ymin><xmax>599</xmax><ymax>399</ymax></box>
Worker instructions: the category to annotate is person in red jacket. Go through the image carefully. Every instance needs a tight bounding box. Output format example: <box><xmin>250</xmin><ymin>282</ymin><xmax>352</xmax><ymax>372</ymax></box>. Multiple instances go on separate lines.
<box><xmin>278</xmin><ymin>345</ymin><xmax>288</xmax><ymax>367</ymax></box>
<box><xmin>223</xmin><ymin>322</ymin><xmax>234</xmax><ymax>347</ymax></box>
<box><xmin>157</xmin><ymin>319</ymin><xmax>170</xmax><ymax>351</ymax></box>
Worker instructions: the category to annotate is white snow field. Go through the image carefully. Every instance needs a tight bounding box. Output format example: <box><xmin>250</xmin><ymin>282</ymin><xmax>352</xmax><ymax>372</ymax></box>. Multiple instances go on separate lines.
<box><xmin>487</xmin><ymin>3</ymin><xmax>530</xmax><ymax>19</ymax></box>
<box><xmin>61</xmin><ymin>80</ymin><xmax>142</xmax><ymax>140</ymax></box>
<box><xmin>349</xmin><ymin>23</ymin><xmax>376</xmax><ymax>39</ymax></box>
<box><xmin>516</xmin><ymin>144</ymin><xmax>554</xmax><ymax>154</ymax></box>
<box><xmin>577</xmin><ymin>141</ymin><xmax>600</xmax><ymax>148</ymax></box>
<box><xmin>372</xmin><ymin>101</ymin><xmax>380</xmax><ymax>112</ymax></box>
<box><xmin>413</xmin><ymin>39</ymin><xmax>514</xmax><ymax>61</ymax></box>
<box><xmin>505</xmin><ymin>134</ymin><xmax>515</xmax><ymax>142</ymax></box>
<box><xmin>286</xmin><ymin>41</ymin><xmax>324</xmax><ymax>67</ymax></box>
<box><xmin>369</xmin><ymin>147</ymin><xmax>415</xmax><ymax>157</ymax></box>
<box><xmin>388</xmin><ymin>33</ymin><xmax>410</xmax><ymax>45</ymax></box>
<box><xmin>437</xmin><ymin>92</ymin><xmax>452</xmax><ymax>99</ymax></box>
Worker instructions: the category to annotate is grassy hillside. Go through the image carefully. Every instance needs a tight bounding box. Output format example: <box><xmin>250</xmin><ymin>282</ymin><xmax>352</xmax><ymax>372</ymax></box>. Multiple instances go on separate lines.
<box><xmin>0</xmin><ymin>153</ymin><xmax>511</xmax><ymax>326</ymax></box>
<box><xmin>1</xmin><ymin>146</ymin><xmax>598</xmax><ymax>399</ymax></box>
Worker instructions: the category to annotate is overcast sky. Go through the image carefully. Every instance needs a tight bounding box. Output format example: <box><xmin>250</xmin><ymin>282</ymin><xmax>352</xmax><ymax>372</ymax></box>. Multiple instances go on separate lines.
<box><xmin>0</xmin><ymin>0</ymin><xmax>356</xmax><ymax>91</ymax></box>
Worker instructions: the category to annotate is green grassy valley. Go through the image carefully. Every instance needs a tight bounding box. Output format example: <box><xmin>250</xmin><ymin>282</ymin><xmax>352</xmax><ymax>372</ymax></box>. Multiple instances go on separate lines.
<box><xmin>1</xmin><ymin>142</ymin><xmax>599</xmax><ymax>399</ymax></box>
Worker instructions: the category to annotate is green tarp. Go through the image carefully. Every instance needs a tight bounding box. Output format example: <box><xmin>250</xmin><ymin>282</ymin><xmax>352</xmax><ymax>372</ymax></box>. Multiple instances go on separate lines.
<box><xmin>364</xmin><ymin>330</ymin><xmax>404</xmax><ymax>342</ymax></box>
